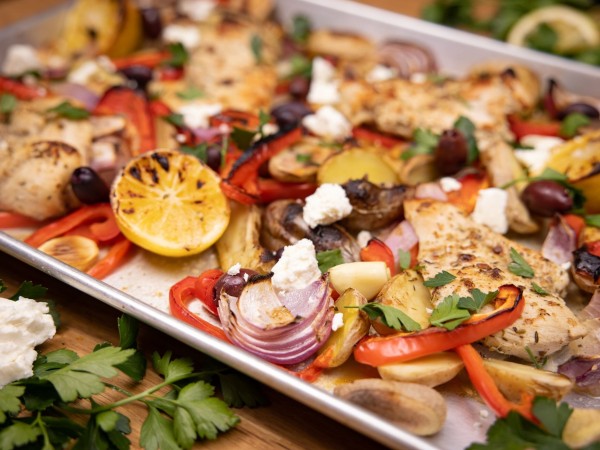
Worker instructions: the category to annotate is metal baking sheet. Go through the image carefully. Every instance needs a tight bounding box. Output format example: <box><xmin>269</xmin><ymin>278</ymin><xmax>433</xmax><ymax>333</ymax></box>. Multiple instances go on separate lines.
<box><xmin>2</xmin><ymin>1</ymin><xmax>600</xmax><ymax>449</ymax></box>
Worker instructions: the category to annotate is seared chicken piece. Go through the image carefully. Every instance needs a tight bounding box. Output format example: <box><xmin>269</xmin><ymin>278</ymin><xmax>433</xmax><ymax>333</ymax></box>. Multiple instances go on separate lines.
<box><xmin>0</xmin><ymin>141</ymin><xmax>81</xmax><ymax>220</ymax></box>
<box><xmin>404</xmin><ymin>199</ymin><xmax>586</xmax><ymax>360</ymax></box>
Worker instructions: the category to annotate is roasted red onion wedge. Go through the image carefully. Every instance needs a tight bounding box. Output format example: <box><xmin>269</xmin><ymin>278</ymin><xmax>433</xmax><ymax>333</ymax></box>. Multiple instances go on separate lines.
<box><xmin>581</xmin><ymin>288</ymin><xmax>600</xmax><ymax>320</ymax></box>
<box><xmin>558</xmin><ymin>355</ymin><xmax>600</xmax><ymax>396</ymax></box>
<box><xmin>383</xmin><ymin>220</ymin><xmax>418</xmax><ymax>268</ymax></box>
<box><xmin>542</xmin><ymin>215</ymin><xmax>577</xmax><ymax>266</ymax></box>
<box><xmin>377</xmin><ymin>41</ymin><xmax>436</xmax><ymax>78</ymax></box>
<box><xmin>218</xmin><ymin>275</ymin><xmax>334</xmax><ymax>365</ymax></box>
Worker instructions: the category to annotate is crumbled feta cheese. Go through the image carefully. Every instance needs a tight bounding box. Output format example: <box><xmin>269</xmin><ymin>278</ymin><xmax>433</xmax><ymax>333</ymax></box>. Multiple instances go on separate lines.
<box><xmin>227</xmin><ymin>262</ymin><xmax>241</xmax><ymax>275</ymax></box>
<box><xmin>439</xmin><ymin>177</ymin><xmax>462</xmax><ymax>192</ymax></box>
<box><xmin>0</xmin><ymin>297</ymin><xmax>56</xmax><ymax>388</ymax></box>
<box><xmin>425</xmin><ymin>308</ymin><xmax>433</xmax><ymax>314</ymax></box>
<box><xmin>307</xmin><ymin>57</ymin><xmax>339</xmax><ymax>104</ymax></box>
<box><xmin>68</xmin><ymin>60</ymin><xmax>101</xmax><ymax>85</ymax></box>
<box><xmin>331</xmin><ymin>312</ymin><xmax>344</xmax><ymax>331</ymax></box>
<box><xmin>1</xmin><ymin>44</ymin><xmax>42</xmax><ymax>76</ymax></box>
<box><xmin>178</xmin><ymin>102</ymin><xmax>222</xmax><ymax>128</ymax></box>
<box><xmin>96</xmin><ymin>55</ymin><xmax>115</xmax><ymax>72</ymax></box>
<box><xmin>409</xmin><ymin>72</ymin><xmax>427</xmax><ymax>84</ymax></box>
<box><xmin>178</xmin><ymin>0</ymin><xmax>216</xmax><ymax>21</ymax></box>
<box><xmin>302</xmin><ymin>105</ymin><xmax>351</xmax><ymax>141</ymax></box>
<box><xmin>515</xmin><ymin>135</ymin><xmax>564</xmax><ymax>175</ymax></box>
<box><xmin>271</xmin><ymin>239</ymin><xmax>321</xmax><ymax>292</ymax></box>
<box><xmin>91</xmin><ymin>141</ymin><xmax>117</xmax><ymax>171</ymax></box>
<box><xmin>262</xmin><ymin>123</ymin><xmax>279</xmax><ymax>136</ymax></box>
<box><xmin>163</xmin><ymin>24</ymin><xmax>201</xmax><ymax>49</ymax></box>
<box><xmin>561</xmin><ymin>261</ymin><xmax>572</xmax><ymax>270</ymax></box>
<box><xmin>366</xmin><ymin>64</ymin><xmax>396</xmax><ymax>83</ymax></box>
<box><xmin>479</xmin><ymin>409</ymin><xmax>490</xmax><ymax>419</ymax></box>
<box><xmin>470</xmin><ymin>188</ymin><xmax>509</xmax><ymax>234</ymax></box>
<box><xmin>303</xmin><ymin>183</ymin><xmax>353</xmax><ymax>228</ymax></box>
<box><xmin>357</xmin><ymin>230</ymin><xmax>373</xmax><ymax>248</ymax></box>
<box><xmin>243</xmin><ymin>273</ymin><xmax>249</xmax><ymax>282</ymax></box>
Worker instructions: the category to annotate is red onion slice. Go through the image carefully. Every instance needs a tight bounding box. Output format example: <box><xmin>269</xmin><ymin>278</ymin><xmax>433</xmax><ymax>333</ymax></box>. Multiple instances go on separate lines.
<box><xmin>415</xmin><ymin>182</ymin><xmax>447</xmax><ymax>201</ymax></box>
<box><xmin>52</xmin><ymin>82</ymin><xmax>100</xmax><ymax>111</ymax></box>
<box><xmin>383</xmin><ymin>220</ymin><xmax>419</xmax><ymax>269</ymax></box>
<box><xmin>377</xmin><ymin>41</ymin><xmax>437</xmax><ymax>79</ymax></box>
<box><xmin>542</xmin><ymin>215</ymin><xmax>577</xmax><ymax>266</ymax></box>
<box><xmin>581</xmin><ymin>288</ymin><xmax>600</xmax><ymax>320</ymax></box>
<box><xmin>558</xmin><ymin>356</ymin><xmax>600</xmax><ymax>393</ymax></box>
<box><xmin>218</xmin><ymin>276</ymin><xmax>334</xmax><ymax>365</ymax></box>
<box><xmin>191</xmin><ymin>127</ymin><xmax>223</xmax><ymax>142</ymax></box>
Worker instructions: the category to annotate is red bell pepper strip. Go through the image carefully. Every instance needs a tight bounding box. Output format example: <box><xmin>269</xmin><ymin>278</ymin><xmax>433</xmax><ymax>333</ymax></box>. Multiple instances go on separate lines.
<box><xmin>87</xmin><ymin>236</ymin><xmax>132</xmax><ymax>279</ymax></box>
<box><xmin>360</xmin><ymin>238</ymin><xmax>396</xmax><ymax>276</ymax></box>
<box><xmin>194</xmin><ymin>269</ymin><xmax>224</xmax><ymax>317</ymax></box>
<box><xmin>353</xmin><ymin>284</ymin><xmax>524</xmax><ymax>366</ymax></box>
<box><xmin>352</xmin><ymin>126</ymin><xmax>405</xmax><ymax>149</ymax></box>
<box><xmin>24</xmin><ymin>204</ymin><xmax>120</xmax><ymax>248</ymax></box>
<box><xmin>111</xmin><ymin>50</ymin><xmax>170</xmax><ymax>70</ymax></box>
<box><xmin>0</xmin><ymin>212</ymin><xmax>45</xmax><ymax>229</ymax></box>
<box><xmin>169</xmin><ymin>276</ymin><xmax>230</xmax><ymax>341</ymax></box>
<box><xmin>508</xmin><ymin>115</ymin><xmax>560</xmax><ymax>141</ymax></box>
<box><xmin>455</xmin><ymin>344</ymin><xmax>535</xmax><ymax>422</ymax></box>
<box><xmin>221</xmin><ymin>127</ymin><xmax>303</xmax><ymax>204</ymax></box>
<box><xmin>0</xmin><ymin>76</ymin><xmax>47</xmax><ymax>100</ymax></box>
<box><xmin>157</xmin><ymin>66</ymin><xmax>184</xmax><ymax>81</ymax></box>
<box><xmin>255</xmin><ymin>178</ymin><xmax>317</xmax><ymax>203</ymax></box>
<box><xmin>209</xmin><ymin>109</ymin><xmax>261</xmax><ymax>131</ymax></box>
<box><xmin>446</xmin><ymin>172</ymin><xmax>489</xmax><ymax>214</ymax></box>
<box><xmin>94</xmin><ymin>86</ymin><xmax>155</xmax><ymax>154</ymax></box>
<box><xmin>562</xmin><ymin>214</ymin><xmax>586</xmax><ymax>242</ymax></box>
<box><xmin>587</xmin><ymin>240</ymin><xmax>600</xmax><ymax>258</ymax></box>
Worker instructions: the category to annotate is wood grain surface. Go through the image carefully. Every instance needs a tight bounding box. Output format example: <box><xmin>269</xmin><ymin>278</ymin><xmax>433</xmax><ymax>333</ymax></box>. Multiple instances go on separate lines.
<box><xmin>0</xmin><ymin>2</ymin><xmax>433</xmax><ymax>449</ymax></box>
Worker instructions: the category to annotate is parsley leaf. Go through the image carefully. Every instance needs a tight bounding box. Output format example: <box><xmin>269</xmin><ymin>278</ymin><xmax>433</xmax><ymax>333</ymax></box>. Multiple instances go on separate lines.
<box><xmin>453</xmin><ymin>115</ymin><xmax>479</xmax><ymax>164</ymax></box>
<box><xmin>532</xmin><ymin>396</ymin><xmax>572</xmax><ymax>438</ymax></box>
<box><xmin>316</xmin><ymin>249</ymin><xmax>344</xmax><ymax>273</ymax></box>
<box><xmin>289</xmin><ymin>54</ymin><xmax>312</xmax><ymax>78</ymax></box>
<box><xmin>140</xmin><ymin>405</ymin><xmax>180</xmax><ymax>450</ymax></box>
<box><xmin>525</xmin><ymin>346</ymin><xmax>548</xmax><ymax>370</ymax></box>
<box><xmin>165</xmin><ymin>42</ymin><xmax>189</xmax><ymax>68</ymax></box>
<box><xmin>152</xmin><ymin>351</ymin><xmax>194</xmax><ymax>383</ymax></box>
<box><xmin>561</xmin><ymin>112</ymin><xmax>591</xmax><ymax>138</ymax></box>
<box><xmin>525</xmin><ymin>22</ymin><xmax>558</xmax><ymax>53</ymax></box>
<box><xmin>457</xmin><ymin>288</ymin><xmax>498</xmax><ymax>312</ymax></box>
<box><xmin>398</xmin><ymin>250</ymin><xmax>411</xmax><ymax>270</ymax></box>
<box><xmin>585</xmin><ymin>214</ymin><xmax>600</xmax><ymax>228</ymax></box>
<box><xmin>163</xmin><ymin>112</ymin><xmax>186</xmax><ymax>128</ymax></box>
<box><xmin>47</xmin><ymin>101</ymin><xmax>90</xmax><ymax>120</ymax></box>
<box><xmin>176</xmin><ymin>86</ymin><xmax>204</xmax><ymax>100</ymax></box>
<box><xmin>357</xmin><ymin>303</ymin><xmax>422</xmax><ymax>332</ymax></box>
<box><xmin>0</xmin><ymin>386</ymin><xmax>25</xmax><ymax>424</ymax></box>
<box><xmin>423</xmin><ymin>270</ymin><xmax>456</xmax><ymax>288</ymax></box>
<box><xmin>250</xmin><ymin>34</ymin><xmax>263</xmax><ymax>64</ymax></box>
<box><xmin>296</xmin><ymin>153</ymin><xmax>313</xmax><ymax>164</ymax></box>
<box><xmin>230</xmin><ymin>126</ymin><xmax>256</xmax><ymax>151</ymax></box>
<box><xmin>216</xmin><ymin>372</ymin><xmax>269</xmax><ymax>408</ymax></box>
<box><xmin>429</xmin><ymin>293</ymin><xmax>471</xmax><ymax>330</ymax></box>
<box><xmin>9</xmin><ymin>281</ymin><xmax>47</xmax><ymax>300</ymax></box>
<box><xmin>257</xmin><ymin>109</ymin><xmax>271</xmax><ymax>137</ymax></box>
<box><xmin>181</xmin><ymin>143</ymin><xmax>208</xmax><ymax>163</ymax></box>
<box><xmin>508</xmin><ymin>247</ymin><xmax>534</xmax><ymax>278</ymax></box>
<box><xmin>0</xmin><ymin>94</ymin><xmax>17</xmax><ymax>115</ymax></box>
<box><xmin>0</xmin><ymin>421</ymin><xmax>42</xmax><ymax>449</ymax></box>
<box><xmin>402</xmin><ymin>128</ymin><xmax>439</xmax><ymax>160</ymax></box>
<box><xmin>531</xmin><ymin>282</ymin><xmax>549</xmax><ymax>296</ymax></box>
<box><xmin>291</xmin><ymin>15</ymin><xmax>311</xmax><ymax>44</ymax></box>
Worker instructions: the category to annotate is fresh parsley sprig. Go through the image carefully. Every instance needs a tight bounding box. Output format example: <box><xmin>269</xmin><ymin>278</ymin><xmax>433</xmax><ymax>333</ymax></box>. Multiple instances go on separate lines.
<box><xmin>429</xmin><ymin>293</ymin><xmax>471</xmax><ymax>330</ymax></box>
<box><xmin>47</xmin><ymin>101</ymin><xmax>90</xmax><ymax>120</ymax></box>
<box><xmin>316</xmin><ymin>249</ymin><xmax>344</xmax><ymax>273</ymax></box>
<box><xmin>401</xmin><ymin>128</ymin><xmax>439</xmax><ymax>160</ymax></box>
<box><xmin>423</xmin><ymin>270</ymin><xmax>456</xmax><ymax>287</ymax></box>
<box><xmin>508</xmin><ymin>247</ymin><xmax>535</xmax><ymax>278</ymax></box>
<box><xmin>349</xmin><ymin>303</ymin><xmax>422</xmax><ymax>332</ymax></box>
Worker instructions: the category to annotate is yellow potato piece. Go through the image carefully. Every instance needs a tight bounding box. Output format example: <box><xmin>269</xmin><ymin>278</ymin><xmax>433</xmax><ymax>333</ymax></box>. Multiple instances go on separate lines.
<box><xmin>378</xmin><ymin>352</ymin><xmax>464</xmax><ymax>388</ymax></box>
<box><xmin>328</xmin><ymin>261</ymin><xmax>391</xmax><ymax>300</ymax></box>
<box><xmin>317</xmin><ymin>148</ymin><xmax>399</xmax><ymax>185</ymax></box>
<box><xmin>111</xmin><ymin>150</ymin><xmax>230</xmax><ymax>257</ymax></box>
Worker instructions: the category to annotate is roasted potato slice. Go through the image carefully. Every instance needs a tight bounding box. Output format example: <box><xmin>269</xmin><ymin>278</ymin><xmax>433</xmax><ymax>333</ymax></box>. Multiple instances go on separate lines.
<box><xmin>307</xmin><ymin>29</ymin><xmax>375</xmax><ymax>61</ymax></box>
<box><xmin>268</xmin><ymin>138</ymin><xmax>335</xmax><ymax>183</ymax></box>
<box><xmin>315</xmin><ymin>288</ymin><xmax>369</xmax><ymax>368</ymax></box>
<box><xmin>378</xmin><ymin>352</ymin><xmax>464</xmax><ymax>387</ymax></box>
<box><xmin>317</xmin><ymin>148</ymin><xmax>399</xmax><ymax>186</ymax></box>
<box><xmin>563</xmin><ymin>408</ymin><xmax>600</xmax><ymax>448</ymax></box>
<box><xmin>328</xmin><ymin>261</ymin><xmax>390</xmax><ymax>300</ymax></box>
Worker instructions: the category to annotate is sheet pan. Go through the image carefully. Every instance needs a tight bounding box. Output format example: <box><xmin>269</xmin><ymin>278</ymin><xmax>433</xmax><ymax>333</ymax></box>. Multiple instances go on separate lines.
<box><xmin>2</xmin><ymin>1</ymin><xmax>600</xmax><ymax>448</ymax></box>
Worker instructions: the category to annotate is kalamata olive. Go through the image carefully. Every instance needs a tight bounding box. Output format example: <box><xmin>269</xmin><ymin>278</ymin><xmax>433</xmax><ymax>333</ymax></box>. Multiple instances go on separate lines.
<box><xmin>270</xmin><ymin>101</ymin><xmax>312</xmax><ymax>128</ymax></box>
<box><xmin>288</xmin><ymin>76</ymin><xmax>310</xmax><ymax>99</ymax></box>
<box><xmin>557</xmin><ymin>102</ymin><xmax>600</xmax><ymax>120</ymax></box>
<box><xmin>521</xmin><ymin>180</ymin><xmax>573</xmax><ymax>217</ymax></box>
<box><xmin>434</xmin><ymin>129</ymin><xmax>468</xmax><ymax>175</ymax></box>
<box><xmin>214</xmin><ymin>269</ymin><xmax>258</xmax><ymax>299</ymax></box>
<box><xmin>140</xmin><ymin>7</ymin><xmax>163</xmax><ymax>39</ymax></box>
<box><xmin>118</xmin><ymin>65</ymin><xmax>153</xmax><ymax>92</ymax></box>
<box><xmin>70</xmin><ymin>167</ymin><xmax>110</xmax><ymax>204</ymax></box>
<box><xmin>205</xmin><ymin>145</ymin><xmax>222</xmax><ymax>172</ymax></box>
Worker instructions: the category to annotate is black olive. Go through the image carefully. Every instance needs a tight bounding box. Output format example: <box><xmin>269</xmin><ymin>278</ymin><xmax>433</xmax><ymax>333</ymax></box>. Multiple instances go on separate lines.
<box><xmin>205</xmin><ymin>145</ymin><xmax>222</xmax><ymax>172</ymax></box>
<box><xmin>270</xmin><ymin>101</ymin><xmax>312</xmax><ymax>128</ymax></box>
<box><xmin>119</xmin><ymin>65</ymin><xmax>153</xmax><ymax>92</ymax></box>
<box><xmin>557</xmin><ymin>102</ymin><xmax>600</xmax><ymax>120</ymax></box>
<box><xmin>288</xmin><ymin>76</ymin><xmax>310</xmax><ymax>99</ymax></box>
<box><xmin>213</xmin><ymin>269</ymin><xmax>258</xmax><ymax>299</ymax></box>
<box><xmin>70</xmin><ymin>167</ymin><xmax>110</xmax><ymax>204</ymax></box>
<box><xmin>521</xmin><ymin>180</ymin><xmax>573</xmax><ymax>217</ymax></box>
<box><xmin>140</xmin><ymin>7</ymin><xmax>163</xmax><ymax>39</ymax></box>
<box><xmin>434</xmin><ymin>129</ymin><xmax>468</xmax><ymax>175</ymax></box>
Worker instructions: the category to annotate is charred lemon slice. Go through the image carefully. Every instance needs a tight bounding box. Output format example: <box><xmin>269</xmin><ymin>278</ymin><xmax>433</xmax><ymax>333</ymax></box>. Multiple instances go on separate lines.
<box><xmin>111</xmin><ymin>150</ymin><xmax>230</xmax><ymax>257</ymax></box>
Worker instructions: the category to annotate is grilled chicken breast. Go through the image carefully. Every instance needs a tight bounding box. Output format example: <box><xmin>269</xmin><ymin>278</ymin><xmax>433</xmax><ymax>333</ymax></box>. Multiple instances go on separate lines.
<box><xmin>404</xmin><ymin>199</ymin><xmax>586</xmax><ymax>360</ymax></box>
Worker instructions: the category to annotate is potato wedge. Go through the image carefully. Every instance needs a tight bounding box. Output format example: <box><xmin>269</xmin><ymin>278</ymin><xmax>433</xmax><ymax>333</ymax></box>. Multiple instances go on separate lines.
<box><xmin>483</xmin><ymin>359</ymin><xmax>573</xmax><ymax>401</ymax></box>
<box><xmin>315</xmin><ymin>288</ymin><xmax>369</xmax><ymax>368</ymax></box>
<box><xmin>373</xmin><ymin>270</ymin><xmax>432</xmax><ymax>334</ymax></box>
<box><xmin>328</xmin><ymin>261</ymin><xmax>390</xmax><ymax>300</ymax></box>
<box><xmin>268</xmin><ymin>138</ymin><xmax>335</xmax><ymax>183</ymax></box>
<box><xmin>563</xmin><ymin>408</ymin><xmax>600</xmax><ymax>448</ymax></box>
<box><xmin>334</xmin><ymin>379</ymin><xmax>446</xmax><ymax>436</ymax></box>
<box><xmin>399</xmin><ymin>154</ymin><xmax>439</xmax><ymax>186</ymax></box>
<box><xmin>317</xmin><ymin>148</ymin><xmax>398</xmax><ymax>185</ymax></box>
<box><xmin>378</xmin><ymin>352</ymin><xmax>464</xmax><ymax>387</ymax></box>
<box><xmin>215</xmin><ymin>202</ymin><xmax>273</xmax><ymax>273</ymax></box>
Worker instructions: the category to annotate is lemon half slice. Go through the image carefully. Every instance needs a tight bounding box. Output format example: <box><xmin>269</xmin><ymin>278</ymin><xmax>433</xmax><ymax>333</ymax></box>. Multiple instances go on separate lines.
<box><xmin>111</xmin><ymin>150</ymin><xmax>230</xmax><ymax>257</ymax></box>
<box><xmin>507</xmin><ymin>5</ymin><xmax>600</xmax><ymax>54</ymax></box>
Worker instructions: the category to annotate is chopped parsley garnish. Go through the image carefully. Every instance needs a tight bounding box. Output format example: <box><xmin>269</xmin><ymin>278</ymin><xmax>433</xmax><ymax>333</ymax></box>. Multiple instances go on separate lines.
<box><xmin>163</xmin><ymin>112</ymin><xmax>186</xmax><ymax>128</ymax></box>
<box><xmin>0</xmin><ymin>93</ymin><xmax>17</xmax><ymax>115</ymax></box>
<box><xmin>429</xmin><ymin>293</ymin><xmax>471</xmax><ymax>330</ymax></box>
<box><xmin>398</xmin><ymin>250</ymin><xmax>412</xmax><ymax>270</ymax></box>
<box><xmin>296</xmin><ymin>153</ymin><xmax>313</xmax><ymax>163</ymax></box>
<box><xmin>525</xmin><ymin>22</ymin><xmax>557</xmax><ymax>53</ymax></box>
<box><xmin>289</xmin><ymin>54</ymin><xmax>312</xmax><ymax>78</ymax></box>
<box><xmin>230</xmin><ymin>127</ymin><xmax>256</xmax><ymax>151</ymax></box>
<box><xmin>9</xmin><ymin>280</ymin><xmax>47</xmax><ymax>300</ymax></box>
<box><xmin>250</xmin><ymin>34</ymin><xmax>263</xmax><ymax>64</ymax></box>
<box><xmin>47</xmin><ymin>101</ymin><xmax>90</xmax><ymax>120</ymax></box>
<box><xmin>353</xmin><ymin>303</ymin><xmax>422</xmax><ymax>332</ymax></box>
<box><xmin>584</xmin><ymin>214</ymin><xmax>600</xmax><ymax>228</ymax></box>
<box><xmin>176</xmin><ymin>86</ymin><xmax>204</xmax><ymax>100</ymax></box>
<box><xmin>291</xmin><ymin>14</ymin><xmax>311</xmax><ymax>44</ymax></box>
<box><xmin>423</xmin><ymin>270</ymin><xmax>456</xmax><ymax>287</ymax></box>
<box><xmin>453</xmin><ymin>115</ymin><xmax>479</xmax><ymax>164</ymax></box>
<box><xmin>316</xmin><ymin>249</ymin><xmax>344</xmax><ymax>273</ymax></box>
<box><xmin>180</xmin><ymin>143</ymin><xmax>208</xmax><ymax>163</ymax></box>
<box><xmin>525</xmin><ymin>346</ymin><xmax>548</xmax><ymax>370</ymax></box>
<box><xmin>508</xmin><ymin>247</ymin><xmax>534</xmax><ymax>278</ymax></box>
<box><xmin>165</xmin><ymin>42</ymin><xmax>189</xmax><ymax>68</ymax></box>
<box><xmin>531</xmin><ymin>282</ymin><xmax>549</xmax><ymax>296</ymax></box>
<box><xmin>560</xmin><ymin>112</ymin><xmax>591</xmax><ymax>138</ymax></box>
<box><xmin>401</xmin><ymin>128</ymin><xmax>439</xmax><ymax>160</ymax></box>
<box><xmin>457</xmin><ymin>288</ymin><xmax>498</xmax><ymax>312</ymax></box>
